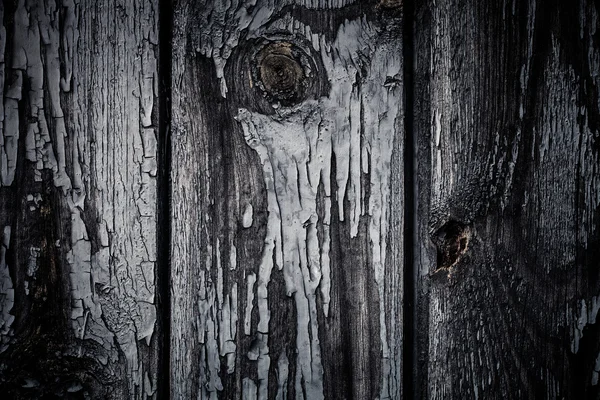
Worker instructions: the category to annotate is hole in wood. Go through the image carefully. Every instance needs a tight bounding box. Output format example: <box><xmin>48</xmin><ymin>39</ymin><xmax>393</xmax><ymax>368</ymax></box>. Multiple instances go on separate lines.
<box><xmin>433</xmin><ymin>220</ymin><xmax>471</xmax><ymax>270</ymax></box>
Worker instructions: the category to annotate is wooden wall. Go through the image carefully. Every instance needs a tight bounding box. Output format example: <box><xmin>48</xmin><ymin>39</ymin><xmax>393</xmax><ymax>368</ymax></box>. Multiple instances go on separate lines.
<box><xmin>0</xmin><ymin>0</ymin><xmax>598</xmax><ymax>399</ymax></box>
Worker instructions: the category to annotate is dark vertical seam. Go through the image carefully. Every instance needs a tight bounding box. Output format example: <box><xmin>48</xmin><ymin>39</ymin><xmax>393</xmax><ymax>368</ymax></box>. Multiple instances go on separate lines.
<box><xmin>157</xmin><ymin>0</ymin><xmax>172</xmax><ymax>398</ymax></box>
<box><xmin>402</xmin><ymin>0</ymin><xmax>416</xmax><ymax>398</ymax></box>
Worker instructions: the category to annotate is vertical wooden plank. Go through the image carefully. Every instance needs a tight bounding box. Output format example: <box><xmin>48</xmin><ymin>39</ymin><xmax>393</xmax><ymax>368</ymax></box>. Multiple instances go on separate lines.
<box><xmin>170</xmin><ymin>1</ymin><xmax>405</xmax><ymax>399</ymax></box>
<box><xmin>0</xmin><ymin>0</ymin><xmax>160</xmax><ymax>397</ymax></box>
<box><xmin>414</xmin><ymin>0</ymin><xmax>600</xmax><ymax>398</ymax></box>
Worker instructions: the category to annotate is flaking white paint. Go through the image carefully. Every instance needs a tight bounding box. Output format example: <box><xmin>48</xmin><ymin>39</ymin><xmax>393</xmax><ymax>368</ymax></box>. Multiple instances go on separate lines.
<box><xmin>190</xmin><ymin>2</ymin><xmax>403</xmax><ymax>398</ymax></box>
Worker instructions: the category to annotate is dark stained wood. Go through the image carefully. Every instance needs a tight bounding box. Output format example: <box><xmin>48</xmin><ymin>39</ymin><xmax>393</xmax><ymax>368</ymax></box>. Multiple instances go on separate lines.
<box><xmin>413</xmin><ymin>0</ymin><xmax>600</xmax><ymax>398</ymax></box>
<box><xmin>1</xmin><ymin>0</ymin><xmax>599</xmax><ymax>398</ymax></box>
<box><xmin>0</xmin><ymin>0</ymin><xmax>161</xmax><ymax>398</ymax></box>
<box><xmin>170</xmin><ymin>1</ymin><xmax>406</xmax><ymax>398</ymax></box>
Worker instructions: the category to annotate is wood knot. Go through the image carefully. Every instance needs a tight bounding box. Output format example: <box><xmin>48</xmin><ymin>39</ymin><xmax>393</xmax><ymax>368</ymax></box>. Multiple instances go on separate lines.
<box><xmin>257</xmin><ymin>43</ymin><xmax>305</xmax><ymax>105</ymax></box>
<box><xmin>227</xmin><ymin>37</ymin><xmax>328</xmax><ymax>114</ymax></box>
<box><xmin>432</xmin><ymin>221</ymin><xmax>471</xmax><ymax>271</ymax></box>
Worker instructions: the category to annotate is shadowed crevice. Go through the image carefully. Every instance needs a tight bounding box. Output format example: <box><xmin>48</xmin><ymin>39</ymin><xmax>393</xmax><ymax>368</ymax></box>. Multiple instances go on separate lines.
<box><xmin>157</xmin><ymin>0</ymin><xmax>173</xmax><ymax>397</ymax></box>
<box><xmin>402</xmin><ymin>0</ymin><xmax>416</xmax><ymax>398</ymax></box>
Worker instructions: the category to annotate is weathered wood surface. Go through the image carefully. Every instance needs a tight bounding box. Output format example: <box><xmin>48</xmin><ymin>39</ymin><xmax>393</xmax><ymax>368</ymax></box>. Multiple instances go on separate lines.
<box><xmin>1</xmin><ymin>0</ymin><xmax>599</xmax><ymax>398</ymax></box>
<box><xmin>414</xmin><ymin>0</ymin><xmax>600</xmax><ymax>398</ymax></box>
<box><xmin>0</xmin><ymin>0</ymin><xmax>160</xmax><ymax>398</ymax></box>
<box><xmin>170</xmin><ymin>0</ymin><xmax>405</xmax><ymax>399</ymax></box>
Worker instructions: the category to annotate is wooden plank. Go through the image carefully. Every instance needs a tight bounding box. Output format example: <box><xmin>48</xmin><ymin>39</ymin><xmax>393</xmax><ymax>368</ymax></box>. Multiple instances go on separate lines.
<box><xmin>0</xmin><ymin>0</ymin><xmax>160</xmax><ymax>397</ymax></box>
<box><xmin>414</xmin><ymin>0</ymin><xmax>600</xmax><ymax>398</ymax></box>
<box><xmin>170</xmin><ymin>1</ymin><xmax>405</xmax><ymax>398</ymax></box>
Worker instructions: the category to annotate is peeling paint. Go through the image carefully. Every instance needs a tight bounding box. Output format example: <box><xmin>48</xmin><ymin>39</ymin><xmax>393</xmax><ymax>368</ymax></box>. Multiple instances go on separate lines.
<box><xmin>243</xmin><ymin>377</ymin><xmax>258</xmax><ymax>400</ymax></box>
<box><xmin>234</xmin><ymin>15</ymin><xmax>402</xmax><ymax>400</ymax></box>
<box><xmin>242</xmin><ymin>204</ymin><xmax>254</xmax><ymax>228</ymax></box>
<box><xmin>276</xmin><ymin>352</ymin><xmax>290</xmax><ymax>400</ymax></box>
<box><xmin>190</xmin><ymin>2</ymin><xmax>402</xmax><ymax>400</ymax></box>
<box><xmin>245</xmin><ymin>272</ymin><xmax>257</xmax><ymax>336</ymax></box>
<box><xmin>1</xmin><ymin>0</ymin><xmax>160</xmax><ymax>395</ymax></box>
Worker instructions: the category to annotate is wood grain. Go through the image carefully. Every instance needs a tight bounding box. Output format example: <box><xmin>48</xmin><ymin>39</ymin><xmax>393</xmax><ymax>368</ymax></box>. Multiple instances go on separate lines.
<box><xmin>0</xmin><ymin>0</ymin><xmax>160</xmax><ymax>397</ymax></box>
<box><xmin>413</xmin><ymin>0</ymin><xmax>600</xmax><ymax>398</ymax></box>
<box><xmin>2</xmin><ymin>0</ymin><xmax>597</xmax><ymax>398</ymax></box>
<box><xmin>170</xmin><ymin>1</ymin><xmax>405</xmax><ymax>399</ymax></box>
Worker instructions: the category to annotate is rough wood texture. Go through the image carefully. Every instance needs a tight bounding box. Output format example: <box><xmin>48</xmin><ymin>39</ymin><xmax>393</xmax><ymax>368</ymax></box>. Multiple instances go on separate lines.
<box><xmin>2</xmin><ymin>0</ymin><xmax>599</xmax><ymax>398</ymax></box>
<box><xmin>0</xmin><ymin>0</ymin><xmax>160</xmax><ymax>397</ymax></box>
<box><xmin>414</xmin><ymin>0</ymin><xmax>600</xmax><ymax>398</ymax></box>
<box><xmin>170</xmin><ymin>1</ymin><xmax>405</xmax><ymax>399</ymax></box>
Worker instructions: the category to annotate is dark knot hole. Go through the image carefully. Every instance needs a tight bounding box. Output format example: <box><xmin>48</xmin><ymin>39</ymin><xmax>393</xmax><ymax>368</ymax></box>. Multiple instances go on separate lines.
<box><xmin>433</xmin><ymin>220</ymin><xmax>471</xmax><ymax>270</ymax></box>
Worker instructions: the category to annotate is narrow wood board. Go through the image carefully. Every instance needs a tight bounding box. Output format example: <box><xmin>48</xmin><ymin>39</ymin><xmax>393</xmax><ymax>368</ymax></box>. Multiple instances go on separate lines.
<box><xmin>170</xmin><ymin>1</ymin><xmax>406</xmax><ymax>398</ymax></box>
<box><xmin>0</xmin><ymin>0</ymin><xmax>160</xmax><ymax>397</ymax></box>
<box><xmin>414</xmin><ymin>0</ymin><xmax>600</xmax><ymax>398</ymax></box>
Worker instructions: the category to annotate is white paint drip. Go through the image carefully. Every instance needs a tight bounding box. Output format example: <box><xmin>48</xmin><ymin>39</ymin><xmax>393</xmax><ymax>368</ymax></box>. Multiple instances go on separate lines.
<box><xmin>198</xmin><ymin>6</ymin><xmax>402</xmax><ymax>398</ymax></box>
<box><xmin>243</xmin><ymin>377</ymin><xmax>258</xmax><ymax>400</ymax></box>
<box><xmin>243</xmin><ymin>204</ymin><xmax>254</xmax><ymax>228</ymax></box>
<box><xmin>230</xmin><ymin>241</ymin><xmax>238</xmax><ymax>270</ymax></box>
<box><xmin>237</xmin><ymin>103</ymin><xmax>326</xmax><ymax>399</ymax></box>
<box><xmin>234</xmin><ymin>15</ymin><xmax>402</xmax><ymax>400</ymax></box>
<box><xmin>220</xmin><ymin>283</ymin><xmax>238</xmax><ymax>374</ymax></box>
<box><xmin>245</xmin><ymin>272</ymin><xmax>257</xmax><ymax>336</ymax></box>
<box><xmin>276</xmin><ymin>352</ymin><xmax>290</xmax><ymax>400</ymax></box>
<box><xmin>199</xmin><ymin>273</ymin><xmax>223</xmax><ymax>397</ymax></box>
